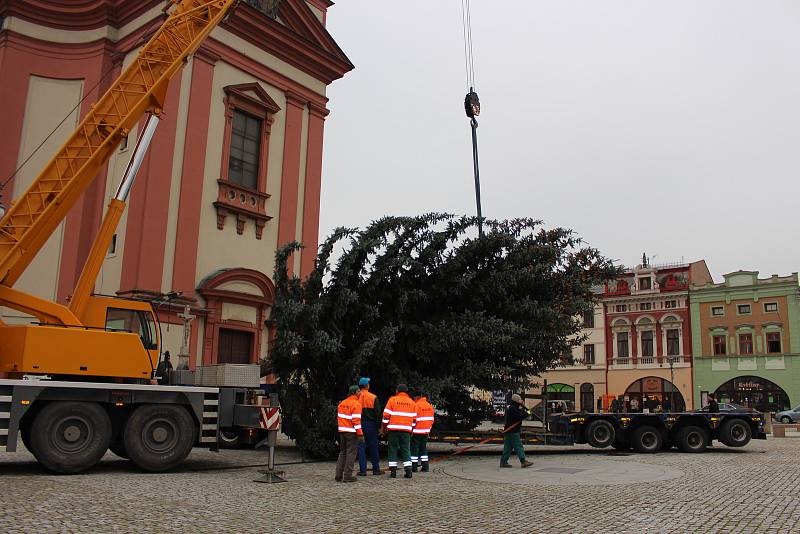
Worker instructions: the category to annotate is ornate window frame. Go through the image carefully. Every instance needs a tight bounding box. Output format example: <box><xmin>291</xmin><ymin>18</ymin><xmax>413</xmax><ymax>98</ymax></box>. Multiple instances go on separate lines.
<box><xmin>214</xmin><ymin>83</ymin><xmax>281</xmax><ymax>239</ymax></box>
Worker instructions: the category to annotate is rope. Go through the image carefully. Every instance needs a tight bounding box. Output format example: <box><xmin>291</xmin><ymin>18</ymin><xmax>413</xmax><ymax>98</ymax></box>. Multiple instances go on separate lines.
<box><xmin>460</xmin><ymin>0</ymin><xmax>477</xmax><ymax>91</ymax></box>
<box><xmin>429</xmin><ymin>420</ymin><xmax>522</xmax><ymax>463</ymax></box>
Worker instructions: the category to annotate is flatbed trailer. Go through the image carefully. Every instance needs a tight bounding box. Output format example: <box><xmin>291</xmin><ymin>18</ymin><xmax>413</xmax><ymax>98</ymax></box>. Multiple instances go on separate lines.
<box><xmin>430</xmin><ymin>410</ymin><xmax>766</xmax><ymax>453</ymax></box>
<box><xmin>0</xmin><ymin>377</ymin><xmax>280</xmax><ymax>474</ymax></box>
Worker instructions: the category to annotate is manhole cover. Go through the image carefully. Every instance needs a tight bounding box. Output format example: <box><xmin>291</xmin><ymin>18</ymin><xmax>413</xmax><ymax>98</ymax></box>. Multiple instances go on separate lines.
<box><xmin>536</xmin><ymin>467</ymin><xmax>586</xmax><ymax>474</ymax></box>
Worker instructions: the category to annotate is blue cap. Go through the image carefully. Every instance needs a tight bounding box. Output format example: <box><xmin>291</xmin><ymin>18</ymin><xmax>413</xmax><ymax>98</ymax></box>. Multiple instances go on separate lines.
<box><xmin>358</xmin><ymin>377</ymin><xmax>370</xmax><ymax>387</ymax></box>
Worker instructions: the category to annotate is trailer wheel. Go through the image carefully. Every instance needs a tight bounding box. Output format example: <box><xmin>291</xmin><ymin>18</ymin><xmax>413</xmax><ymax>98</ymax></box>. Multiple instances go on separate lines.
<box><xmin>631</xmin><ymin>425</ymin><xmax>662</xmax><ymax>454</ymax></box>
<box><xmin>124</xmin><ymin>404</ymin><xmax>195</xmax><ymax>472</ymax></box>
<box><xmin>218</xmin><ymin>428</ymin><xmax>242</xmax><ymax>449</ymax></box>
<box><xmin>29</xmin><ymin>401</ymin><xmax>112</xmax><ymax>474</ymax></box>
<box><xmin>676</xmin><ymin>425</ymin><xmax>708</xmax><ymax>453</ymax></box>
<box><xmin>719</xmin><ymin>419</ymin><xmax>752</xmax><ymax>447</ymax></box>
<box><xmin>585</xmin><ymin>420</ymin><xmax>615</xmax><ymax>448</ymax></box>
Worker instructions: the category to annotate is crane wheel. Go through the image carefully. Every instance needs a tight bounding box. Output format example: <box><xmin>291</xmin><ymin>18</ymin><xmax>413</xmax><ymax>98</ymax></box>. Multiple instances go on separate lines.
<box><xmin>124</xmin><ymin>404</ymin><xmax>195</xmax><ymax>472</ymax></box>
<box><xmin>29</xmin><ymin>401</ymin><xmax>112</xmax><ymax>474</ymax></box>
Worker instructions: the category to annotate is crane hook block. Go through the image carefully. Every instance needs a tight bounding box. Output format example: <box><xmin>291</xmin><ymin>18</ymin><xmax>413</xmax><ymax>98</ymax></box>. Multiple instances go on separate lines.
<box><xmin>464</xmin><ymin>90</ymin><xmax>480</xmax><ymax>118</ymax></box>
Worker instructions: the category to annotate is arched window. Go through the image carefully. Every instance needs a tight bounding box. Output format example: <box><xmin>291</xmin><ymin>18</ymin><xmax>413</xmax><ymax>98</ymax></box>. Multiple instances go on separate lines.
<box><xmin>714</xmin><ymin>376</ymin><xmax>790</xmax><ymax>411</ymax></box>
<box><xmin>625</xmin><ymin>376</ymin><xmax>685</xmax><ymax>412</ymax></box>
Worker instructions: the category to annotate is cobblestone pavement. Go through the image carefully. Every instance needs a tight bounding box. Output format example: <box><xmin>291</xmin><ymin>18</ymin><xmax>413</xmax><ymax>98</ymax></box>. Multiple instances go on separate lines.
<box><xmin>1</xmin><ymin>437</ymin><xmax>799</xmax><ymax>533</ymax></box>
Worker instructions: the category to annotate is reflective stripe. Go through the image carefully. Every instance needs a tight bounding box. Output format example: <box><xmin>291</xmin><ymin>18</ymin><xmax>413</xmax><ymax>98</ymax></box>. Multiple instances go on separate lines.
<box><xmin>412</xmin><ymin>429</ymin><xmax>431</xmax><ymax>434</ymax></box>
<box><xmin>387</xmin><ymin>424</ymin><xmax>413</xmax><ymax>431</ymax></box>
<box><xmin>416</xmin><ymin>416</ymin><xmax>434</xmax><ymax>421</ymax></box>
<box><xmin>421</xmin><ymin>456</ymin><xmax>429</xmax><ymax>461</ymax></box>
<box><xmin>410</xmin><ymin>456</ymin><xmax>418</xmax><ymax>461</ymax></box>
<box><xmin>354</xmin><ymin>425</ymin><xmax>362</xmax><ymax>430</ymax></box>
<box><xmin>388</xmin><ymin>461</ymin><xmax>398</xmax><ymax>467</ymax></box>
<box><xmin>337</xmin><ymin>413</ymin><xmax>353</xmax><ymax>419</ymax></box>
<box><xmin>382</xmin><ymin>419</ymin><xmax>389</xmax><ymax>424</ymax></box>
<box><xmin>403</xmin><ymin>461</ymin><xmax>412</xmax><ymax>467</ymax></box>
<box><xmin>338</xmin><ymin>427</ymin><xmax>357</xmax><ymax>433</ymax></box>
<box><xmin>384</xmin><ymin>410</ymin><xmax>417</xmax><ymax>417</ymax></box>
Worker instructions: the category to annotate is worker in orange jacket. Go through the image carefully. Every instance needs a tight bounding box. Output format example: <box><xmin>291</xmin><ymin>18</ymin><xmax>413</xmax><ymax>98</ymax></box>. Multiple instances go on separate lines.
<box><xmin>381</xmin><ymin>383</ymin><xmax>417</xmax><ymax>479</ymax></box>
<box><xmin>411</xmin><ymin>389</ymin><xmax>435</xmax><ymax>472</ymax></box>
<box><xmin>335</xmin><ymin>385</ymin><xmax>363</xmax><ymax>482</ymax></box>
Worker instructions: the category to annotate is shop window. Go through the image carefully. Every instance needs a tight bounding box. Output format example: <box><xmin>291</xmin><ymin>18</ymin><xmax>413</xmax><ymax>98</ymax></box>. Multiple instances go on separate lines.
<box><xmin>764</xmin><ymin>302</ymin><xmax>778</xmax><ymax>313</ymax></box>
<box><xmin>217</xmin><ymin>328</ymin><xmax>254</xmax><ymax>364</ymax></box>
<box><xmin>666</xmin><ymin>329</ymin><xmax>680</xmax><ymax>356</ymax></box>
<box><xmin>713</xmin><ymin>335</ymin><xmax>726</xmax><ymax>356</ymax></box>
<box><xmin>737</xmin><ymin>304</ymin><xmax>751</xmax><ymax>315</ymax></box>
<box><xmin>617</xmin><ymin>332</ymin><xmax>629</xmax><ymax>358</ymax></box>
<box><xmin>215</xmin><ymin>83</ymin><xmax>280</xmax><ymax>239</ymax></box>
<box><xmin>738</xmin><ymin>333</ymin><xmax>753</xmax><ymax>355</ymax></box>
<box><xmin>641</xmin><ymin>331</ymin><xmax>654</xmax><ymax>357</ymax></box>
<box><xmin>582</xmin><ymin>309</ymin><xmax>594</xmax><ymax>328</ymax></box>
<box><xmin>583</xmin><ymin>344</ymin><xmax>595</xmax><ymax>364</ymax></box>
<box><xmin>711</xmin><ymin>306</ymin><xmax>724</xmax><ymax>316</ymax></box>
<box><xmin>767</xmin><ymin>332</ymin><xmax>782</xmax><ymax>353</ymax></box>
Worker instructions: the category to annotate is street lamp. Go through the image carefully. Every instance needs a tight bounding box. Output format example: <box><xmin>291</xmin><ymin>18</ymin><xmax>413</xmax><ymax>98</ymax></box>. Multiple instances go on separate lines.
<box><xmin>660</xmin><ymin>355</ymin><xmax>676</xmax><ymax>412</ymax></box>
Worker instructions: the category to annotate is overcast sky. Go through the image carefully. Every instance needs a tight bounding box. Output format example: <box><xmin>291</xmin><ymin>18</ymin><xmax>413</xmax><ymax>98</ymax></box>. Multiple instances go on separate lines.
<box><xmin>320</xmin><ymin>1</ymin><xmax>800</xmax><ymax>280</ymax></box>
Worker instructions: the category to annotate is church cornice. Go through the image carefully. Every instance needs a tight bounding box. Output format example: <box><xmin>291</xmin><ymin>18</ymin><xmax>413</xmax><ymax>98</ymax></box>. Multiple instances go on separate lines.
<box><xmin>0</xmin><ymin>0</ymin><xmax>163</xmax><ymax>31</ymax></box>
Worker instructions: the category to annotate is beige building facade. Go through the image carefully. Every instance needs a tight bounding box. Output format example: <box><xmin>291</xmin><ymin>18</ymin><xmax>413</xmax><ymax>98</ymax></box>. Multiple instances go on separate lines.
<box><xmin>0</xmin><ymin>0</ymin><xmax>353</xmax><ymax>369</ymax></box>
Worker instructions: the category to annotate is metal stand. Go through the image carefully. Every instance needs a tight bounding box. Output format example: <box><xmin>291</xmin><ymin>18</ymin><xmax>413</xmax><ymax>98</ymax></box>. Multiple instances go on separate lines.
<box><xmin>254</xmin><ymin>429</ymin><xmax>286</xmax><ymax>483</ymax></box>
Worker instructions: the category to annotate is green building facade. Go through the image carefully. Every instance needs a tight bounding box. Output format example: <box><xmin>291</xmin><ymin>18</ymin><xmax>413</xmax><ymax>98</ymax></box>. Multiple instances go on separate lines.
<box><xmin>690</xmin><ymin>271</ymin><xmax>800</xmax><ymax>411</ymax></box>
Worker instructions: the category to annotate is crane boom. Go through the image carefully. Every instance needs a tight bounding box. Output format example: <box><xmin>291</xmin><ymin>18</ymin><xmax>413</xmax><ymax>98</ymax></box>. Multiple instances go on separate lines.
<box><xmin>0</xmin><ymin>0</ymin><xmax>237</xmax><ymax>288</ymax></box>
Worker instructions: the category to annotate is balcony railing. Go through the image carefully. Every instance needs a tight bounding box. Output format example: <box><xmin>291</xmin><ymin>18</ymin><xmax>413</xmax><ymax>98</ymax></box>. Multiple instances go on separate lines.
<box><xmin>612</xmin><ymin>357</ymin><xmax>631</xmax><ymax>366</ymax></box>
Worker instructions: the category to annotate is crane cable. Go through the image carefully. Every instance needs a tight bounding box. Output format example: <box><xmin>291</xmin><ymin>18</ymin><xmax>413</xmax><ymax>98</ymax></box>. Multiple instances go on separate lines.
<box><xmin>461</xmin><ymin>0</ymin><xmax>483</xmax><ymax>237</ymax></box>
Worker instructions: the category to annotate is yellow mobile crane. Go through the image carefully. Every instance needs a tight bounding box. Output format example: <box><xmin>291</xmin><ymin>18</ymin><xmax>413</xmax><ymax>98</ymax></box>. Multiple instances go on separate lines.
<box><xmin>0</xmin><ymin>0</ymin><xmax>281</xmax><ymax>474</ymax></box>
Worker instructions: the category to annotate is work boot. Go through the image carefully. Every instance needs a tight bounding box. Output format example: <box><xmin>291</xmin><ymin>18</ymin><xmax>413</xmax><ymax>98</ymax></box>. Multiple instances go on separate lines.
<box><xmin>500</xmin><ymin>463</ymin><xmax>513</xmax><ymax>468</ymax></box>
<box><xmin>389</xmin><ymin>467</ymin><xmax>397</xmax><ymax>478</ymax></box>
<box><xmin>421</xmin><ymin>461</ymin><xmax>430</xmax><ymax>472</ymax></box>
<box><xmin>404</xmin><ymin>467</ymin><xmax>413</xmax><ymax>479</ymax></box>
<box><xmin>342</xmin><ymin>476</ymin><xmax>358</xmax><ymax>483</ymax></box>
<box><xmin>411</xmin><ymin>463</ymin><xmax>418</xmax><ymax>473</ymax></box>
<box><xmin>372</xmin><ymin>469</ymin><xmax>385</xmax><ymax>475</ymax></box>
<box><xmin>357</xmin><ymin>471</ymin><xmax>367</xmax><ymax>477</ymax></box>
<box><xmin>521</xmin><ymin>460</ymin><xmax>534</xmax><ymax>468</ymax></box>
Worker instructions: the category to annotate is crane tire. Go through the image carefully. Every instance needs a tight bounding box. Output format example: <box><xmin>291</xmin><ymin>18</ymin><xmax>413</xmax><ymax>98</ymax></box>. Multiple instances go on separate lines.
<box><xmin>124</xmin><ymin>404</ymin><xmax>195</xmax><ymax>472</ymax></box>
<box><xmin>30</xmin><ymin>401</ymin><xmax>112</xmax><ymax>474</ymax></box>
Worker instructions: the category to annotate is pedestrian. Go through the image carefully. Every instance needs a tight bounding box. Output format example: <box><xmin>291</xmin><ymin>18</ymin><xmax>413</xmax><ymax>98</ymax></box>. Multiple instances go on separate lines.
<box><xmin>335</xmin><ymin>385</ymin><xmax>363</xmax><ymax>483</ymax></box>
<box><xmin>630</xmin><ymin>397</ymin><xmax>640</xmax><ymax>413</ymax></box>
<box><xmin>411</xmin><ymin>389</ymin><xmax>435</xmax><ymax>472</ymax></box>
<box><xmin>610</xmin><ymin>397</ymin><xmax>620</xmax><ymax>413</ymax></box>
<box><xmin>707</xmin><ymin>393</ymin><xmax>720</xmax><ymax>413</ymax></box>
<box><xmin>663</xmin><ymin>396</ymin><xmax>671</xmax><ymax>412</ymax></box>
<box><xmin>381</xmin><ymin>383</ymin><xmax>417</xmax><ymax>479</ymax></box>
<box><xmin>500</xmin><ymin>394</ymin><xmax>534</xmax><ymax>469</ymax></box>
<box><xmin>356</xmin><ymin>377</ymin><xmax>384</xmax><ymax>476</ymax></box>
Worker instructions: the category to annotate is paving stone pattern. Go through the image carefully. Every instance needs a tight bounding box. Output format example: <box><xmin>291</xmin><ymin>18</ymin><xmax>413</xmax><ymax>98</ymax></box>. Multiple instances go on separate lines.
<box><xmin>1</xmin><ymin>438</ymin><xmax>798</xmax><ymax>533</ymax></box>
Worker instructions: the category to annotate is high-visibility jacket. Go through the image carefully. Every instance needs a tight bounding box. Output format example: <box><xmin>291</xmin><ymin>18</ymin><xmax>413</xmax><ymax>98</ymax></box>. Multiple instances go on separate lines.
<box><xmin>337</xmin><ymin>394</ymin><xmax>363</xmax><ymax>435</ymax></box>
<box><xmin>413</xmin><ymin>396</ymin><xmax>435</xmax><ymax>434</ymax></box>
<box><xmin>382</xmin><ymin>391</ymin><xmax>417</xmax><ymax>432</ymax></box>
<box><xmin>357</xmin><ymin>389</ymin><xmax>381</xmax><ymax>422</ymax></box>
